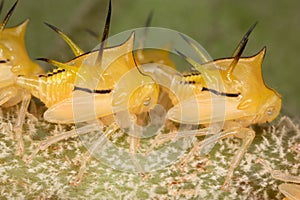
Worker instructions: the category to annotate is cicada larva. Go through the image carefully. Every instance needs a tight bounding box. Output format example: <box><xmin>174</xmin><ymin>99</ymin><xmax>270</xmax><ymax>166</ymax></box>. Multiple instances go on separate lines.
<box><xmin>0</xmin><ymin>0</ymin><xmax>44</xmax><ymax>156</ymax></box>
<box><xmin>147</xmin><ymin>23</ymin><xmax>282</xmax><ymax>191</ymax></box>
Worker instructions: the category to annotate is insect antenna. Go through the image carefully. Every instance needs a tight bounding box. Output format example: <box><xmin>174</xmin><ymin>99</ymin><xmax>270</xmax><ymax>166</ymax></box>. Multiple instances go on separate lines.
<box><xmin>226</xmin><ymin>22</ymin><xmax>257</xmax><ymax>79</ymax></box>
<box><xmin>95</xmin><ymin>0</ymin><xmax>111</xmax><ymax>66</ymax></box>
<box><xmin>44</xmin><ymin>22</ymin><xmax>84</xmax><ymax>56</ymax></box>
<box><xmin>0</xmin><ymin>0</ymin><xmax>18</xmax><ymax>31</ymax></box>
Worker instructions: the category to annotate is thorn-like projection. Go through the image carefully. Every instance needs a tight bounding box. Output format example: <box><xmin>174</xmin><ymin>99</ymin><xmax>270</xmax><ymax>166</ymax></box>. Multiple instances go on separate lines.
<box><xmin>44</xmin><ymin>22</ymin><xmax>84</xmax><ymax>57</ymax></box>
<box><xmin>96</xmin><ymin>0</ymin><xmax>111</xmax><ymax>66</ymax></box>
<box><xmin>226</xmin><ymin>22</ymin><xmax>258</xmax><ymax>81</ymax></box>
<box><xmin>0</xmin><ymin>0</ymin><xmax>18</xmax><ymax>31</ymax></box>
<box><xmin>179</xmin><ymin>33</ymin><xmax>211</xmax><ymax>63</ymax></box>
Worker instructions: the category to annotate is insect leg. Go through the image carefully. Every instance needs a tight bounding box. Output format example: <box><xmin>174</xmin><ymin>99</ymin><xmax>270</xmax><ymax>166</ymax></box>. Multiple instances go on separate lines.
<box><xmin>220</xmin><ymin>127</ymin><xmax>255</xmax><ymax>191</ymax></box>
<box><xmin>179</xmin><ymin>128</ymin><xmax>237</xmax><ymax>167</ymax></box>
<box><xmin>128</xmin><ymin>120</ymin><xmax>146</xmax><ymax>175</ymax></box>
<box><xmin>256</xmin><ymin>158</ymin><xmax>300</xmax><ymax>183</ymax></box>
<box><xmin>14</xmin><ymin>90</ymin><xmax>31</xmax><ymax>157</ymax></box>
<box><xmin>173</xmin><ymin>125</ymin><xmax>255</xmax><ymax>191</ymax></box>
<box><xmin>256</xmin><ymin>158</ymin><xmax>300</xmax><ymax>200</ymax></box>
<box><xmin>70</xmin><ymin>151</ymin><xmax>92</xmax><ymax>186</ymax></box>
<box><xmin>145</xmin><ymin>127</ymin><xmax>215</xmax><ymax>155</ymax></box>
<box><xmin>25</xmin><ymin>123</ymin><xmax>102</xmax><ymax>162</ymax></box>
<box><xmin>70</xmin><ymin>122</ymin><xmax>119</xmax><ymax>186</ymax></box>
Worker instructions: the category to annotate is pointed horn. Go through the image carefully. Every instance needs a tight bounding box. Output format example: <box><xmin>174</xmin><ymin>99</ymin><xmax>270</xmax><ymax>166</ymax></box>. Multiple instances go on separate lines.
<box><xmin>145</xmin><ymin>10</ymin><xmax>154</xmax><ymax>27</ymax></box>
<box><xmin>227</xmin><ymin>22</ymin><xmax>257</xmax><ymax>77</ymax></box>
<box><xmin>85</xmin><ymin>28</ymin><xmax>99</xmax><ymax>40</ymax></box>
<box><xmin>95</xmin><ymin>0</ymin><xmax>111</xmax><ymax>66</ymax></box>
<box><xmin>0</xmin><ymin>0</ymin><xmax>18</xmax><ymax>31</ymax></box>
<box><xmin>36</xmin><ymin>58</ymin><xmax>78</xmax><ymax>72</ymax></box>
<box><xmin>175</xmin><ymin>49</ymin><xmax>202</xmax><ymax>69</ymax></box>
<box><xmin>179</xmin><ymin>33</ymin><xmax>212</xmax><ymax>63</ymax></box>
<box><xmin>44</xmin><ymin>22</ymin><xmax>84</xmax><ymax>57</ymax></box>
<box><xmin>138</xmin><ymin>10</ymin><xmax>153</xmax><ymax>50</ymax></box>
<box><xmin>135</xmin><ymin>10</ymin><xmax>155</xmax><ymax>77</ymax></box>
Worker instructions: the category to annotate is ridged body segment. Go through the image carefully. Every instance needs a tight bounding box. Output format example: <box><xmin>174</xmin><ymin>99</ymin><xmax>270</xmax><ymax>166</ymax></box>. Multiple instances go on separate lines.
<box><xmin>17</xmin><ymin>68</ymin><xmax>76</xmax><ymax>108</ymax></box>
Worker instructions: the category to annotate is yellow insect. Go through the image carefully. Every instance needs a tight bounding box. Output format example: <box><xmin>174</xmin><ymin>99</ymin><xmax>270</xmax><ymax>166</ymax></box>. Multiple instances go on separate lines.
<box><xmin>145</xmin><ymin>23</ymin><xmax>282</xmax><ymax>191</ymax></box>
<box><xmin>0</xmin><ymin>0</ymin><xmax>44</xmax><ymax>155</ymax></box>
<box><xmin>19</xmin><ymin>0</ymin><xmax>174</xmax><ymax>184</ymax></box>
<box><xmin>16</xmin><ymin>1</ymin><xmax>281</xmax><ymax>190</ymax></box>
<box><xmin>17</xmin><ymin>1</ymin><xmax>173</xmax><ymax>125</ymax></box>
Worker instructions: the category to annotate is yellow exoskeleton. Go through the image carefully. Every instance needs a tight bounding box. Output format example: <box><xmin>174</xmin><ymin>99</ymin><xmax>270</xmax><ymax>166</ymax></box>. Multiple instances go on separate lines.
<box><xmin>19</xmin><ymin>0</ymin><xmax>174</xmax><ymax>184</ymax></box>
<box><xmin>17</xmin><ymin>1</ymin><xmax>173</xmax><ymax>124</ymax></box>
<box><xmin>146</xmin><ymin>23</ymin><xmax>282</xmax><ymax>191</ymax></box>
<box><xmin>0</xmin><ymin>1</ymin><xmax>44</xmax><ymax>155</ymax></box>
<box><xmin>18</xmin><ymin>1</ymin><xmax>281</xmax><ymax>190</ymax></box>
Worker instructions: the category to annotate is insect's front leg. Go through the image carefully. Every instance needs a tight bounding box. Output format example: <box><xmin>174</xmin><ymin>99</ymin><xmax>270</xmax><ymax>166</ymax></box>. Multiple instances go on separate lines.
<box><xmin>14</xmin><ymin>90</ymin><xmax>31</xmax><ymax>157</ymax></box>
<box><xmin>256</xmin><ymin>158</ymin><xmax>300</xmax><ymax>200</ymax></box>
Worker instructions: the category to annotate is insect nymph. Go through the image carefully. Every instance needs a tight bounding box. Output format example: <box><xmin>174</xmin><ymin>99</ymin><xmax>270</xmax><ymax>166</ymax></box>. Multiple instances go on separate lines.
<box><xmin>0</xmin><ymin>1</ymin><xmax>44</xmax><ymax>156</ymax></box>
<box><xmin>147</xmin><ymin>23</ymin><xmax>282</xmax><ymax>191</ymax></box>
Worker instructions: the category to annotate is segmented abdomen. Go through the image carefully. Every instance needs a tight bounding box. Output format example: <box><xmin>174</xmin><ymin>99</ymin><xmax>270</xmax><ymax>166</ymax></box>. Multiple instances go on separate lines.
<box><xmin>16</xmin><ymin>68</ymin><xmax>76</xmax><ymax>108</ymax></box>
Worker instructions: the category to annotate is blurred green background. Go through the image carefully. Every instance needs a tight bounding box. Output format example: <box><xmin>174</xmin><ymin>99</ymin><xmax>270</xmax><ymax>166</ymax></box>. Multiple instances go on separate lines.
<box><xmin>4</xmin><ymin>0</ymin><xmax>300</xmax><ymax>116</ymax></box>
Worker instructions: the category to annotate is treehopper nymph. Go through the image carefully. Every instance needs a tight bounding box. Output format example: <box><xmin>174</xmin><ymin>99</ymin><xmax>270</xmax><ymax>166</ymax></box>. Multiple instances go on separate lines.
<box><xmin>9</xmin><ymin>0</ymin><xmax>282</xmax><ymax>191</ymax></box>
<box><xmin>0</xmin><ymin>0</ymin><xmax>44</xmax><ymax>156</ymax></box>
<box><xmin>145</xmin><ymin>23</ymin><xmax>282</xmax><ymax>191</ymax></box>
<box><xmin>19</xmin><ymin>0</ymin><xmax>176</xmax><ymax>184</ymax></box>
